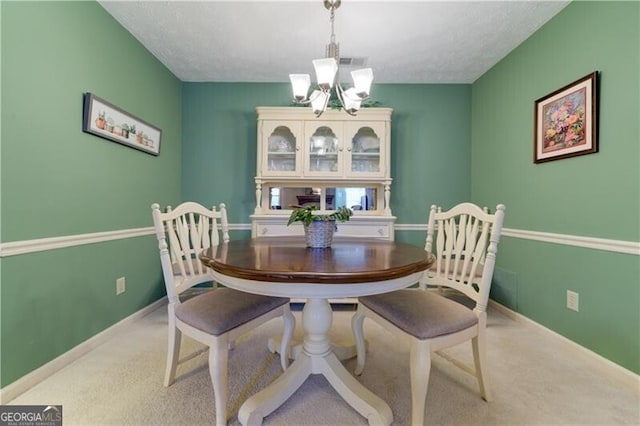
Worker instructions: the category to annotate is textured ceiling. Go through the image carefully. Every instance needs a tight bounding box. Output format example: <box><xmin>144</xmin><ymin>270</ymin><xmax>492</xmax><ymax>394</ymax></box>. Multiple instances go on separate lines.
<box><xmin>98</xmin><ymin>0</ymin><xmax>569</xmax><ymax>84</ymax></box>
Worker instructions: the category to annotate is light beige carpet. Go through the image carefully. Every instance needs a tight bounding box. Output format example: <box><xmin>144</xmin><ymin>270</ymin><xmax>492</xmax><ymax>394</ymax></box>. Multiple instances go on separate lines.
<box><xmin>9</xmin><ymin>303</ymin><xmax>640</xmax><ymax>425</ymax></box>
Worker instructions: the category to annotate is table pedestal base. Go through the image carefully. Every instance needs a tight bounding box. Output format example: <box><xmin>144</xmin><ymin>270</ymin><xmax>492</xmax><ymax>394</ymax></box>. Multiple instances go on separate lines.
<box><xmin>268</xmin><ymin>336</ymin><xmax>368</xmax><ymax>361</ymax></box>
<box><xmin>239</xmin><ymin>298</ymin><xmax>392</xmax><ymax>426</ymax></box>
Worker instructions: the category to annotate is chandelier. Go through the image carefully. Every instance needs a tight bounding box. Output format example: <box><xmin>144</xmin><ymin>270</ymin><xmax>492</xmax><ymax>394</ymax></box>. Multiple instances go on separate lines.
<box><xmin>289</xmin><ymin>0</ymin><xmax>374</xmax><ymax>117</ymax></box>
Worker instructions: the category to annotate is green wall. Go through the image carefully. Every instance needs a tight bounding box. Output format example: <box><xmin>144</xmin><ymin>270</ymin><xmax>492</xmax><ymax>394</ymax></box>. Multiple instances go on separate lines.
<box><xmin>0</xmin><ymin>2</ymin><xmax>182</xmax><ymax>386</ymax></box>
<box><xmin>471</xmin><ymin>1</ymin><xmax>639</xmax><ymax>373</ymax></box>
<box><xmin>2</xmin><ymin>0</ymin><xmax>638</xmax><ymax>391</ymax></box>
<box><xmin>181</xmin><ymin>83</ymin><xmax>471</xmax><ymax>235</ymax></box>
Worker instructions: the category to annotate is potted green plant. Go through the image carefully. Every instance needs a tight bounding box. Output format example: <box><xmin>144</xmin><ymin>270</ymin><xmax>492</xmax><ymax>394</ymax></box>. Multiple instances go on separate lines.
<box><xmin>105</xmin><ymin>117</ymin><xmax>115</xmax><ymax>133</ymax></box>
<box><xmin>287</xmin><ymin>205</ymin><xmax>353</xmax><ymax>248</ymax></box>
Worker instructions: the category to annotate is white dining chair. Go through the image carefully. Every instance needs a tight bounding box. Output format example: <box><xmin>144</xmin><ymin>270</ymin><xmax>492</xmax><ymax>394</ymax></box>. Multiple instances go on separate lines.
<box><xmin>152</xmin><ymin>201</ymin><xmax>295</xmax><ymax>425</ymax></box>
<box><xmin>352</xmin><ymin>202</ymin><xmax>505</xmax><ymax>425</ymax></box>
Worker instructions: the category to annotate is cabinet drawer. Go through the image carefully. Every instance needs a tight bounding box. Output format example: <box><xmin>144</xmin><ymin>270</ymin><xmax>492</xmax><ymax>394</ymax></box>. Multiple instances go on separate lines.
<box><xmin>254</xmin><ymin>223</ymin><xmax>304</xmax><ymax>237</ymax></box>
<box><xmin>334</xmin><ymin>223</ymin><xmax>391</xmax><ymax>239</ymax></box>
<box><xmin>252</xmin><ymin>219</ymin><xmax>393</xmax><ymax>240</ymax></box>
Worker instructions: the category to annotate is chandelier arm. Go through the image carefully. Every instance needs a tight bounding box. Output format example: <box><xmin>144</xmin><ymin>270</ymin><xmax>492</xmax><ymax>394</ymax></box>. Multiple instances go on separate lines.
<box><xmin>294</xmin><ymin>98</ymin><xmax>313</xmax><ymax>106</ymax></box>
<box><xmin>335</xmin><ymin>80</ymin><xmax>346</xmax><ymax>101</ymax></box>
<box><xmin>290</xmin><ymin>87</ymin><xmax>325</xmax><ymax>105</ymax></box>
<box><xmin>313</xmin><ymin>93</ymin><xmax>329</xmax><ymax>118</ymax></box>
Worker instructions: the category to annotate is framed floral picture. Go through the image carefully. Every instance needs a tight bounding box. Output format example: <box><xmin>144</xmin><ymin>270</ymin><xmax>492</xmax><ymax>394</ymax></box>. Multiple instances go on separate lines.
<box><xmin>534</xmin><ymin>71</ymin><xmax>598</xmax><ymax>163</ymax></box>
<box><xmin>82</xmin><ymin>93</ymin><xmax>162</xmax><ymax>156</ymax></box>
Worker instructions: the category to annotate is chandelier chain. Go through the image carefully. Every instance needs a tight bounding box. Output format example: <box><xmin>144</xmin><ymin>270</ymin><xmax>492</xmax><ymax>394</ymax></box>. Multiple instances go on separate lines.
<box><xmin>330</xmin><ymin>6</ymin><xmax>336</xmax><ymax>44</ymax></box>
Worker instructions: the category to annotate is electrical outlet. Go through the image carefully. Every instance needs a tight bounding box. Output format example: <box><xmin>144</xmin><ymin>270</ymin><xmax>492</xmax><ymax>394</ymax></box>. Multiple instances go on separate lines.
<box><xmin>116</xmin><ymin>277</ymin><xmax>126</xmax><ymax>295</ymax></box>
<box><xmin>566</xmin><ymin>290</ymin><xmax>579</xmax><ymax>312</ymax></box>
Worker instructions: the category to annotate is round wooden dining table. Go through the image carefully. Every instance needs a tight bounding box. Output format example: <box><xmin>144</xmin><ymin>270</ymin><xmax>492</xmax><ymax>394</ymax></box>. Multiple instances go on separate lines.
<box><xmin>199</xmin><ymin>237</ymin><xmax>434</xmax><ymax>426</ymax></box>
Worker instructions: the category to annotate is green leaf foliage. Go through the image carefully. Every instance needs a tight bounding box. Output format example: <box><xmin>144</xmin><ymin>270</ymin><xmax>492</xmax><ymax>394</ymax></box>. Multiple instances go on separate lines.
<box><xmin>287</xmin><ymin>205</ymin><xmax>353</xmax><ymax>227</ymax></box>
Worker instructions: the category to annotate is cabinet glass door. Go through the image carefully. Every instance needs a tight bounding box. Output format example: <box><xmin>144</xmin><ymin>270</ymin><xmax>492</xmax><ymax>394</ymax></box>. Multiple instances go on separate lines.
<box><xmin>262</xmin><ymin>122</ymin><xmax>301</xmax><ymax>176</ymax></box>
<box><xmin>305</xmin><ymin>123</ymin><xmax>342</xmax><ymax>176</ymax></box>
<box><xmin>349</xmin><ymin>126</ymin><xmax>380</xmax><ymax>174</ymax></box>
<box><xmin>347</xmin><ymin>123</ymin><xmax>385</xmax><ymax>177</ymax></box>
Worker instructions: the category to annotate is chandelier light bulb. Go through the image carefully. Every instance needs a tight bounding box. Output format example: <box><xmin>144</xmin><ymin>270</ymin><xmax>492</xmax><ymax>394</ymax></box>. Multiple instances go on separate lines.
<box><xmin>312</xmin><ymin>58</ymin><xmax>338</xmax><ymax>91</ymax></box>
<box><xmin>343</xmin><ymin>88</ymin><xmax>360</xmax><ymax>102</ymax></box>
<box><xmin>351</xmin><ymin>68</ymin><xmax>374</xmax><ymax>99</ymax></box>
<box><xmin>342</xmin><ymin>89</ymin><xmax>362</xmax><ymax>114</ymax></box>
<box><xmin>290</xmin><ymin>74</ymin><xmax>311</xmax><ymax>101</ymax></box>
<box><xmin>310</xmin><ymin>90</ymin><xmax>330</xmax><ymax>116</ymax></box>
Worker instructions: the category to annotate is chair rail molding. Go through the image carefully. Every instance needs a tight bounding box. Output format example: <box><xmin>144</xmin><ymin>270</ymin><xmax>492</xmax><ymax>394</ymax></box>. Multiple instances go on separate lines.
<box><xmin>394</xmin><ymin>225</ymin><xmax>640</xmax><ymax>255</ymax></box>
<box><xmin>1</xmin><ymin>224</ymin><xmax>637</xmax><ymax>257</ymax></box>
<box><xmin>0</xmin><ymin>227</ymin><xmax>156</xmax><ymax>257</ymax></box>
<box><xmin>501</xmin><ymin>228</ymin><xmax>639</xmax><ymax>255</ymax></box>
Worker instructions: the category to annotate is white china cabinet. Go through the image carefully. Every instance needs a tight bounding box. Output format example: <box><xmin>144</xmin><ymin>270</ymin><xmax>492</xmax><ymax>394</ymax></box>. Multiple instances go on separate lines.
<box><xmin>251</xmin><ymin>107</ymin><xmax>396</xmax><ymax>240</ymax></box>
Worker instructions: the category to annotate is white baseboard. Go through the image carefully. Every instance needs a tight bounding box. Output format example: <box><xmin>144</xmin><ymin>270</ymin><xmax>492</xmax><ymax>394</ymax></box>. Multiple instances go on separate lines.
<box><xmin>0</xmin><ymin>297</ymin><xmax>168</xmax><ymax>404</ymax></box>
<box><xmin>488</xmin><ymin>300</ymin><xmax>640</xmax><ymax>387</ymax></box>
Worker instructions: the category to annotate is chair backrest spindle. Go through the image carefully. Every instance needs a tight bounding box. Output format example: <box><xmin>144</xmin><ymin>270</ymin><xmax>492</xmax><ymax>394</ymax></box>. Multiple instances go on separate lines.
<box><xmin>152</xmin><ymin>202</ymin><xmax>229</xmax><ymax>302</ymax></box>
<box><xmin>421</xmin><ymin>203</ymin><xmax>505</xmax><ymax>310</ymax></box>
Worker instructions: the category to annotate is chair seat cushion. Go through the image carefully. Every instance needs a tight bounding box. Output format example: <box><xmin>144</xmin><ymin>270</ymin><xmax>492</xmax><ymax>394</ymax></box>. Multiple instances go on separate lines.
<box><xmin>175</xmin><ymin>288</ymin><xmax>289</xmax><ymax>336</ymax></box>
<box><xmin>359</xmin><ymin>289</ymin><xmax>478</xmax><ymax>339</ymax></box>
